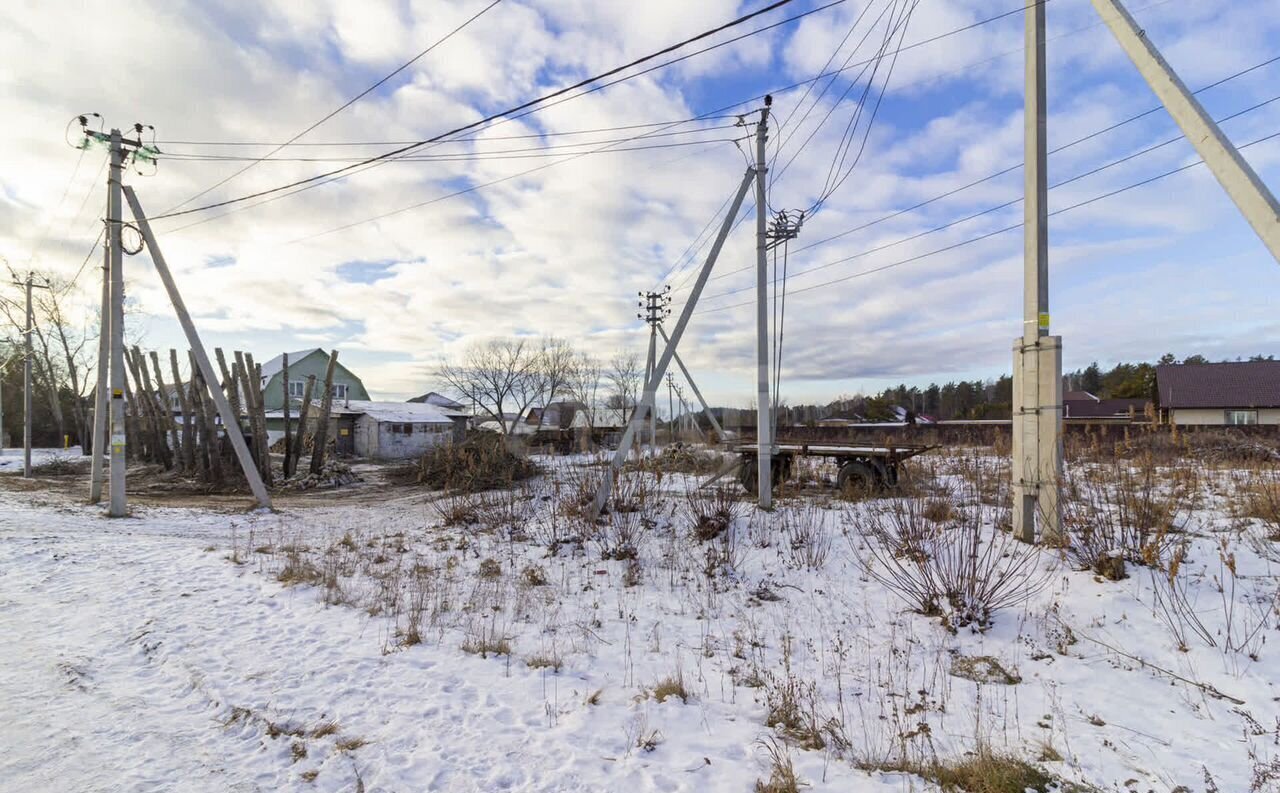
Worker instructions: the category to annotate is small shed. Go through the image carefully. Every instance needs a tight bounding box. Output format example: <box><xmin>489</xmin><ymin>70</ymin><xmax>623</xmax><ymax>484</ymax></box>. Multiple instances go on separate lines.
<box><xmin>337</xmin><ymin>400</ymin><xmax>463</xmax><ymax>459</ymax></box>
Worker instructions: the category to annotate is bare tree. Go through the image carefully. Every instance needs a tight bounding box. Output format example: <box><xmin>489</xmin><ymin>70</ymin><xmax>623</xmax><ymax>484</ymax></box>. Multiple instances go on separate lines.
<box><xmin>606</xmin><ymin>350</ymin><xmax>643</xmax><ymax>422</ymax></box>
<box><xmin>563</xmin><ymin>352</ymin><xmax>602</xmax><ymax>433</ymax></box>
<box><xmin>536</xmin><ymin>337</ymin><xmax>576</xmax><ymax>423</ymax></box>
<box><xmin>439</xmin><ymin>339</ymin><xmax>545</xmax><ymax>436</ymax></box>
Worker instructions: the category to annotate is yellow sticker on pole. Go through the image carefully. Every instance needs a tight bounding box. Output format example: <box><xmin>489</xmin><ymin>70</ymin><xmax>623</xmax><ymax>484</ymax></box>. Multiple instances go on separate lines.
<box><xmin>1037</xmin><ymin>312</ymin><xmax>1050</xmax><ymax>330</ymax></box>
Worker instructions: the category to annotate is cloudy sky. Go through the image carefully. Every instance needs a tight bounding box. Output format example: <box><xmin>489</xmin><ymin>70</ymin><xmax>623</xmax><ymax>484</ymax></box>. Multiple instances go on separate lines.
<box><xmin>2</xmin><ymin>0</ymin><xmax>1278</xmax><ymax>408</ymax></box>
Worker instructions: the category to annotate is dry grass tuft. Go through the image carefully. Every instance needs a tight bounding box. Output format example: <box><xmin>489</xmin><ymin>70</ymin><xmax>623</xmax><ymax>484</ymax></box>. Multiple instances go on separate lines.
<box><xmin>651</xmin><ymin>672</ymin><xmax>690</xmax><ymax>704</ymax></box>
<box><xmin>755</xmin><ymin>738</ymin><xmax>803</xmax><ymax>793</ymax></box>
<box><xmin>335</xmin><ymin>736</ymin><xmax>368</xmax><ymax>752</ymax></box>
<box><xmin>477</xmin><ymin>558</ymin><xmax>503</xmax><ymax>579</ymax></box>
<box><xmin>309</xmin><ymin>719</ymin><xmax>340</xmax><ymax>738</ymax></box>
<box><xmin>525</xmin><ymin>653</ymin><xmax>563</xmax><ymax>672</ymax></box>
<box><xmin>461</xmin><ymin>635</ymin><xmax>512</xmax><ymax>657</ymax></box>
<box><xmin>893</xmin><ymin>749</ymin><xmax>1058</xmax><ymax>793</ymax></box>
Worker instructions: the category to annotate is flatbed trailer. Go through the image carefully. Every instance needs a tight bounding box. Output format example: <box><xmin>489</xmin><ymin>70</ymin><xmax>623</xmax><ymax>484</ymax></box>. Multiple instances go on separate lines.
<box><xmin>731</xmin><ymin>440</ymin><xmax>935</xmax><ymax>494</ymax></box>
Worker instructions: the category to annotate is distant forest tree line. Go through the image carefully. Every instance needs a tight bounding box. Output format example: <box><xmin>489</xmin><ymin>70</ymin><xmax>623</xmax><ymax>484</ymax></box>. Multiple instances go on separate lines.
<box><xmin>764</xmin><ymin>353</ymin><xmax>1277</xmax><ymax>425</ymax></box>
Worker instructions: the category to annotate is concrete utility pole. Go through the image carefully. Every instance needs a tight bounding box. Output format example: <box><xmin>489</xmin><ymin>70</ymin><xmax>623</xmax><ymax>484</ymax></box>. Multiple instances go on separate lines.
<box><xmin>638</xmin><ymin>287</ymin><xmax>671</xmax><ymax>455</ymax></box>
<box><xmin>754</xmin><ymin>98</ymin><xmax>773</xmax><ymax>508</ymax></box>
<box><xmin>22</xmin><ymin>275</ymin><xmax>33</xmax><ymax>477</ymax></box>
<box><xmin>1090</xmin><ymin>0</ymin><xmax>1280</xmax><ymax>263</ymax></box>
<box><xmin>1012</xmin><ymin>1</ymin><xmax>1063</xmax><ymax>543</ymax></box>
<box><xmin>89</xmin><ymin>196</ymin><xmax>110</xmax><ymax>502</ymax></box>
<box><xmin>107</xmin><ymin>128</ymin><xmax>128</xmax><ymax>516</ymax></box>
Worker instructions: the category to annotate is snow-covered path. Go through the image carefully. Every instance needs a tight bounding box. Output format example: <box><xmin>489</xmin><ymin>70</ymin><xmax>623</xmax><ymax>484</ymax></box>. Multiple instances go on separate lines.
<box><xmin>0</xmin><ymin>487</ymin><xmax>892</xmax><ymax>792</ymax></box>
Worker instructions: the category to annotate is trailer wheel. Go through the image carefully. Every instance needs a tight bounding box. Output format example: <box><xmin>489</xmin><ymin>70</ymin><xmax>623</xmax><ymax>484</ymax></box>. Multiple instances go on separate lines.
<box><xmin>738</xmin><ymin>456</ymin><xmax>789</xmax><ymax>495</ymax></box>
<box><xmin>837</xmin><ymin>461</ymin><xmax>876</xmax><ymax>495</ymax></box>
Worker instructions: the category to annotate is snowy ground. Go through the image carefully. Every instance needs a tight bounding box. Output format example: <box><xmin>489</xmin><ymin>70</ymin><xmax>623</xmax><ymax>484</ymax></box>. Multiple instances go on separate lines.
<box><xmin>2</xmin><ymin>448</ymin><xmax>1279</xmax><ymax>792</ymax></box>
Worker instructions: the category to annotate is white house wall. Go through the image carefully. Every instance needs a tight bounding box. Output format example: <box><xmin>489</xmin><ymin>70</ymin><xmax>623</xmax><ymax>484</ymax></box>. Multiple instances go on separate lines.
<box><xmin>1172</xmin><ymin>407</ymin><xmax>1280</xmax><ymax>425</ymax></box>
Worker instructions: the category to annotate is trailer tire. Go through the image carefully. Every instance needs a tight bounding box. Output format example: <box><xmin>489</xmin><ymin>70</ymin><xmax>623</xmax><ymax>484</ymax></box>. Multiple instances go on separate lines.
<box><xmin>837</xmin><ymin>461</ymin><xmax>876</xmax><ymax>495</ymax></box>
<box><xmin>738</xmin><ymin>456</ymin><xmax>789</xmax><ymax>495</ymax></box>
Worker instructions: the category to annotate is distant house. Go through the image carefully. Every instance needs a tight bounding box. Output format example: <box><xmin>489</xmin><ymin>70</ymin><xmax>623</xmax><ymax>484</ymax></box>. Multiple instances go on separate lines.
<box><xmin>1156</xmin><ymin>361</ymin><xmax>1280</xmax><ymax>425</ymax></box>
<box><xmin>318</xmin><ymin>400</ymin><xmax>464</xmax><ymax>459</ymax></box>
<box><xmin>409</xmin><ymin>391</ymin><xmax>466</xmax><ymax>411</ymax></box>
<box><xmin>1062</xmin><ymin>391</ymin><xmax>1148</xmax><ymax>421</ymax></box>
<box><xmin>258</xmin><ymin>349</ymin><xmax>370</xmax><ymax>412</ymax></box>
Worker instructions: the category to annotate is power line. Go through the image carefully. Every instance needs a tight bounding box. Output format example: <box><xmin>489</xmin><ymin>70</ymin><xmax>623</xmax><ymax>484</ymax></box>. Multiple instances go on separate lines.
<box><xmin>680</xmin><ymin>54</ymin><xmax>1280</xmax><ymax>291</ymax></box>
<box><xmin>153</xmin><ymin>116</ymin><xmax>744</xmax><ymax>147</ymax></box>
<box><xmin>665</xmin><ymin>0</ymin><xmax>1072</xmax><ymax>292</ymax></box>
<box><xmin>693</xmin><ymin>129</ymin><xmax>1280</xmax><ymax>316</ymax></box>
<box><xmin>163</xmin><ymin>0</ymin><xmax>505</xmax><ymax>213</ymax></box>
<box><xmin>157</xmin><ymin>125</ymin><xmax>740</xmax><ymax>161</ymax></box>
<box><xmin>699</xmin><ymin>96</ymin><xmax>1280</xmax><ymax>303</ymax></box>
<box><xmin>149</xmin><ymin>0</ymin><xmax>810</xmax><ymax>223</ymax></box>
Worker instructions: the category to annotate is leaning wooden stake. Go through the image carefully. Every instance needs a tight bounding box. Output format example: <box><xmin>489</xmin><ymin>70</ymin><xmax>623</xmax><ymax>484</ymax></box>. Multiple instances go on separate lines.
<box><xmin>123</xmin><ymin>186</ymin><xmax>271</xmax><ymax>508</ymax></box>
<box><xmin>149</xmin><ymin>351</ymin><xmax>182</xmax><ymax>471</ymax></box>
<box><xmin>215</xmin><ymin>348</ymin><xmax>242</xmax><ymax>420</ymax></box>
<box><xmin>281</xmin><ymin>353</ymin><xmax>293</xmax><ymax>478</ymax></box>
<box><xmin>244</xmin><ymin>353</ymin><xmax>273</xmax><ymax>486</ymax></box>
<box><xmin>310</xmin><ymin>351</ymin><xmax>339</xmax><ymax>475</ymax></box>
<box><xmin>191</xmin><ymin>357</ymin><xmax>223</xmax><ymax>485</ymax></box>
<box><xmin>292</xmin><ymin>374</ymin><xmax>316</xmax><ymax>471</ymax></box>
<box><xmin>170</xmin><ymin>349</ymin><xmax>197</xmax><ymax>475</ymax></box>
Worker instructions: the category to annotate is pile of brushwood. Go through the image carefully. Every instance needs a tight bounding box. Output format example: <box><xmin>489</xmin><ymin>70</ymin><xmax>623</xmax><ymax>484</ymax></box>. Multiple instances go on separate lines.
<box><xmin>397</xmin><ymin>434</ymin><xmax>541</xmax><ymax>493</ymax></box>
<box><xmin>627</xmin><ymin>443</ymin><xmax>727</xmax><ymax>475</ymax></box>
<box><xmin>280</xmin><ymin>459</ymin><xmax>361</xmax><ymax>491</ymax></box>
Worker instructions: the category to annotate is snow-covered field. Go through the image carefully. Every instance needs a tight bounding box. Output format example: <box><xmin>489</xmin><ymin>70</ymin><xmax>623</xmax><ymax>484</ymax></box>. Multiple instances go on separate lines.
<box><xmin>2</xmin><ymin>447</ymin><xmax>1279</xmax><ymax>792</ymax></box>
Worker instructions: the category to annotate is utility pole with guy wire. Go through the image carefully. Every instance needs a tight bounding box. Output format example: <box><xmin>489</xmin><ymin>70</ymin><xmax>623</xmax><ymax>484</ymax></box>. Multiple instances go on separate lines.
<box><xmin>638</xmin><ymin>287</ymin><xmax>671</xmax><ymax>455</ymax></box>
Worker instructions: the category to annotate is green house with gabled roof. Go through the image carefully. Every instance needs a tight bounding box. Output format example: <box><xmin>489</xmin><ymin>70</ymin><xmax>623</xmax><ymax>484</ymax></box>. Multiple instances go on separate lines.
<box><xmin>258</xmin><ymin>348</ymin><xmax>370</xmax><ymax>412</ymax></box>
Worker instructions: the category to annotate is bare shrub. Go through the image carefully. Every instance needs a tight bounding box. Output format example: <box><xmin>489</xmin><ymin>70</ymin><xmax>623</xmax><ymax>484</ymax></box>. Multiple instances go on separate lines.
<box><xmin>1236</xmin><ymin>466</ymin><xmax>1280</xmax><ymax>538</ymax></box>
<box><xmin>854</xmin><ymin>494</ymin><xmax>1051</xmax><ymax>631</ymax></box>
<box><xmin>429</xmin><ymin>493</ymin><xmax>484</xmax><ymax>527</ymax></box>
<box><xmin>781</xmin><ymin>503</ymin><xmax>832</xmax><ymax>571</ymax></box>
<box><xmin>1062</xmin><ymin>456</ymin><xmax>1190</xmax><ymax>576</ymax></box>
<box><xmin>686</xmin><ymin>484</ymin><xmax>745</xmax><ymax>542</ymax></box>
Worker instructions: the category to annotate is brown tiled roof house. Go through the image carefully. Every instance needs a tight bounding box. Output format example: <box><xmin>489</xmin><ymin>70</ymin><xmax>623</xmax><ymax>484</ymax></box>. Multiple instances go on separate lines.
<box><xmin>1156</xmin><ymin>361</ymin><xmax>1280</xmax><ymax>426</ymax></box>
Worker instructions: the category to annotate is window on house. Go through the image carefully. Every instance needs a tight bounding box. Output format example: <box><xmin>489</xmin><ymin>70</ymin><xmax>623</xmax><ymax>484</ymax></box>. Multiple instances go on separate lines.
<box><xmin>1225</xmin><ymin>410</ymin><xmax>1258</xmax><ymax>426</ymax></box>
<box><xmin>288</xmin><ymin>380</ymin><xmax>305</xmax><ymax>398</ymax></box>
<box><xmin>331</xmin><ymin>384</ymin><xmax>347</xmax><ymax>399</ymax></box>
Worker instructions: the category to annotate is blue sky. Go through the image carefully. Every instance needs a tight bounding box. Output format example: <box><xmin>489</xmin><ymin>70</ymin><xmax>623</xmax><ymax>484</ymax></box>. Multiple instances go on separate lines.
<box><xmin>2</xmin><ymin>0</ymin><xmax>1278</xmax><ymax>409</ymax></box>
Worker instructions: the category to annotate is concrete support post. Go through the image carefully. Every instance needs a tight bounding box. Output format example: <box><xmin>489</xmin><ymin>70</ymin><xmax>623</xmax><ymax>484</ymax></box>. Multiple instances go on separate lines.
<box><xmin>1012</xmin><ymin>1</ymin><xmax>1062</xmax><ymax>543</ymax></box>
<box><xmin>1091</xmin><ymin>0</ymin><xmax>1280</xmax><ymax>262</ymax></box>
<box><xmin>754</xmin><ymin>100</ymin><xmax>773</xmax><ymax>508</ymax></box>
<box><xmin>107</xmin><ymin>129</ymin><xmax>127</xmax><ymax>516</ymax></box>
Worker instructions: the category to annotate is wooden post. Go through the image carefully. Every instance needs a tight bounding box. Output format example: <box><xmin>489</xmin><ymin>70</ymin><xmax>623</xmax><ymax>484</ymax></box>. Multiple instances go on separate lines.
<box><xmin>215</xmin><ymin>348</ymin><xmax>242</xmax><ymax>420</ymax></box>
<box><xmin>123</xmin><ymin>350</ymin><xmax>149</xmax><ymax>462</ymax></box>
<box><xmin>133</xmin><ymin>346</ymin><xmax>170</xmax><ymax>469</ymax></box>
<box><xmin>150</xmin><ymin>350</ymin><xmax>182</xmax><ymax>472</ymax></box>
<box><xmin>282</xmin><ymin>353</ymin><xmax>293</xmax><ymax>477</ymax></box>
<box><xmin>170</xmin><ymin>349</ymin><xmax>196</xmax><ymax>474</ymax></box>
<box><xmin>310</xmin><ymin>351</ymin><xmax>339</xmax><ymax>474</ymax></box>
<box><xmin>191</xmin><ymin>352</ymin><xmax>223</xmax><ymax>484</ymax></box>
<box><xmin>292</xmin><ymin>374</ymin><xmax>316</xmax><ymax>470</ymax></box>
<box><xmin>244</xmin><ymin>353</ymin><xmax>273</xmax><ymax>486</ymax></box>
